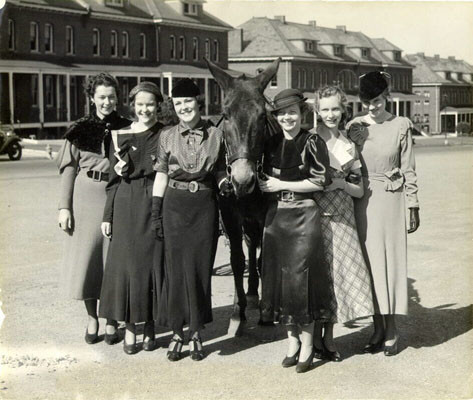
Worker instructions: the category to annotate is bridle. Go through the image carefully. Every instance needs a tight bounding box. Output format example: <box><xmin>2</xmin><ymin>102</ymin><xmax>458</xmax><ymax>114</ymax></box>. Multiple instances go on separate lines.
<box><xmin>215</xmin><ymin>94</ymin><xmax>275</xmax><ymax>183</ymax></box>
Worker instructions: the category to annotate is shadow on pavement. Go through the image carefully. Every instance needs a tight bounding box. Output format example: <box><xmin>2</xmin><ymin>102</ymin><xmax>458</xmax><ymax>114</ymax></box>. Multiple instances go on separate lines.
<box><xmin>334</xmin><ymin>277</ymin><xmax>473</xmax><ymax>359</ymax></box>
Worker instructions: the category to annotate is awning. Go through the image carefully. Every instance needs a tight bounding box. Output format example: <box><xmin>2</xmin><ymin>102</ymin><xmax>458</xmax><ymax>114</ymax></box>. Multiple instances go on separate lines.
<box><xmin>390</xmin><ymin>92</ymin><xmax>420</xmax><ymax>100</ymax></box>
<box><xmin>441</xmin><ymin>106</ymin><xmax>473</xmax><ymax>113</ymax></box>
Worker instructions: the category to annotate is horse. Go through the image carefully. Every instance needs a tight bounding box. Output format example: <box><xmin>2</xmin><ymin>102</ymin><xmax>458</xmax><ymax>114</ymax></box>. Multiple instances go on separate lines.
<box><xmin>205</xmin><ymin>58</ymin><xmax>281</xmax><ymax>334</ymax></box>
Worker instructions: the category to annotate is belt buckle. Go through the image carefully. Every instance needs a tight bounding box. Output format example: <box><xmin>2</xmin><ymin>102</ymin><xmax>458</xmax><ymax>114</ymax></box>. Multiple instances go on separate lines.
<box><xmin>92</xmin><ymin>171</ymin><xmax>101</xmax><ymax>182</ymax></box>
<box><xmin>280</xmin><ymin>190</ymin><xmax>294</xmax><ymax>202</ymax></box>
<box><xmin>188</xmin><ymin>181</ymin><xmax>199</xmax><ymax>193</ymax></box>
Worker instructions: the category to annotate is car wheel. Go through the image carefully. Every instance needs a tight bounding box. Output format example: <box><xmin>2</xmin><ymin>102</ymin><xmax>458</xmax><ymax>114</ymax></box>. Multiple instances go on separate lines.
<box><xmin>8</xmin><ymin>142</ymin><xmax>22</xmax><ymax>160</ymax></box>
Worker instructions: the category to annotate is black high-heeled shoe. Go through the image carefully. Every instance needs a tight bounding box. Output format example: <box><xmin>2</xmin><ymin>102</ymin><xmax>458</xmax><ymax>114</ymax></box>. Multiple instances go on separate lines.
<box><xmin>142</xmin><ymin>322</ymin><xmax>156</xmax><ymax>351</ymax></box>
<box><xmin>383</xmin><ymin>340</ymin><xmax>399</xmax><ymax>357</ymax></box>
<box><xmin>313</xmin><ymin>344</ymin><xmax>324</xmax><ymax>360</ymax></box>
<box><xmin>189</xmin><ymin>336</ymin><xmax>205</xmax><ymax>361</ymax></box>
<box><xmin>363</xmin><ymin>338</ymin><xmax>385</xmax><ymax>354</ymax></box>
<box><xmin>167</xmin><ymin>336</ymin><xmax>184</xmax><ymax>362</ymax></box>
<box><xmin>84</xmin><ymin>321</ymin><xmax>99</xmax><ymax>345</ymax></box>
<box><xmin>282</xmin><ymin>343</ymin><xmax>301</xmax><ymax>368</ymax></box>
<box><xmin>123</xmin><ymin>340</ymin><xmax>139</xmax><ymax>355</ymax></box>
<box><xmin>104</xmin><ymin>330</ymin><xmax>119</xmax><ymax>345</ymax></box>
<box><xmin>323</xmin><ymin>344</ymin><xmax>342</xmax><ymax>362</ymax></box>
<box><xmin>296</xmin><ymin>347</ymin><xmax>315</xmax><ymax>374</ymax></box>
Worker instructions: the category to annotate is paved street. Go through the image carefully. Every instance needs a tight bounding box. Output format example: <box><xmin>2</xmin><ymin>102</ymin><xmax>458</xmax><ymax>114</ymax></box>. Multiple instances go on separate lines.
<box><xmin>0</xmin><ymin>144</ymin><xmax>472</xmax><ymax>399</ymax></box>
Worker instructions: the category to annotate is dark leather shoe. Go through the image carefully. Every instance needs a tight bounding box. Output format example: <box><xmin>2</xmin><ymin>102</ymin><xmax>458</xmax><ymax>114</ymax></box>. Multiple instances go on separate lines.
<box><xmin>84</xmin><ymin>328</ymin><xmax>98</xmax><ymax>345</ymax></box>
<box><xmin>104</xmin><ymin>331</ymin><xmax>119</xmax><ymax>345</ymax></box>
<box><xmin>296</xmin><ymin>348</ymin><xmax>315</xmax><ymax>373</ymax></box>
<box><xmin>167</xmin><ymin>336</ymin><xmax>184</xmax><ymax>362</ymax></box>
<box><xmin>143</xmin><ymin>339</ymin><xmax>157</xmax><ymax>352</ymax></box>
<box><xmin>282</xmin><ymin>344</ymin><xmax>300</xmax><ymax>368</ymax></box>
<box><xmin>363</xmin><ymin>339</ymin><xmax>384</xmax><ymax>354</ymax></box>
<box><xmin>313</xmin><ymin>345</ymin><xmax>324</xmax><ymax>360</ymax></box>
<box><xmin>384</xmin><ymin>340</ymin><xmax>399</xmax><ymax>357</ymax></box>
<box><xmin>190</xmin><ymin>337</ymin><xmax>205</xmax><ymax>361</ymax></box>
<box><xmin>323</xmin><ymin>347</ymin><xmax>342</xmax><ymax>362</ymax></box>
<box><xmin>123</xmin><ymin>341</ymin><xmax>139</xmax><ymax>355</ymax></box>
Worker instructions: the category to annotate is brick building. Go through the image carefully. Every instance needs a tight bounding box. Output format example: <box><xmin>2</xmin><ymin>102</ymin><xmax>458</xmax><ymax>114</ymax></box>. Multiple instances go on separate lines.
<box><xmin>0</xmin><ymin>0</ymin><xmax>232</xmax><ymax>137</ymax></box>
<box><xmin>405</xmin><ymin>53</ymin><xmax>473</xmax><ymax>134</ymax></box>
<box><xmin>228</xmin><ymin>17</ymin><xmax>417</xmax><ymax>126</ymax></box>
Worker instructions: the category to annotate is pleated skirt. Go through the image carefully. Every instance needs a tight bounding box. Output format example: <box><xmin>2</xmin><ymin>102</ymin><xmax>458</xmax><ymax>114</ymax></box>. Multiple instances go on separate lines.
<box><xmin>260</xmin><ymin>199</ymin><xmax>331</xmax><ymax>326</ymax></box>
<box><xmin>60</xmin><ymin>172</ymin><xmax>109</xmax><ymax>300</ymax></box>
<box><xmin>159</xmin><ymin>187</ymin><xmax>219</xmax><ymax>332</ymax></box>
<box><xmin>99</xmin><ymin>176</ymin><xmax>164</xmax><ymax>323</ymax></box>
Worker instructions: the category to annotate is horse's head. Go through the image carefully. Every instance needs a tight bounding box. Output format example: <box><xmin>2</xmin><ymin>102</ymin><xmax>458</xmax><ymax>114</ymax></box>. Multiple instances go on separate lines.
<box><xmin>205</xmin><ymin>58</ymin><xmax>280</xmax><ymax>197</ymax></box>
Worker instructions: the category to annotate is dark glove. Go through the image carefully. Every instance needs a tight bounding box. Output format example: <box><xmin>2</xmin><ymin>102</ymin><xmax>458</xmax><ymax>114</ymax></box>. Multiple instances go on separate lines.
<box><xmin>408</xmin><ymin>208</ymin><xmax>420</xmax><ymax>234</ymax></box>
<box><xmin>151</xmin><ymin>196</ymin><xmax>164</xmax><ymax>240</ymax></box>
<box><xmin>219</xmin><ymin>177</ymin><xmax>233</xmax><ymax>197</ymax></box>
<box><xmin>346</xmin><ymin>171</ymin><xmax>362</xmax><ymax>184</ymax></box>
<box><xmin>347</xmin><ymin>122</ymin><xmax>369</xmax><ymax>146</ymax></box>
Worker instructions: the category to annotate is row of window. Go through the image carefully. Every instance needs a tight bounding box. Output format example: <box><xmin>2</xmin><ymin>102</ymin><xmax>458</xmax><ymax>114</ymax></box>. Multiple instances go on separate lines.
<box><xmin>441</xmin><ymin>91</ymin><xmax>472</xmax><ymax>105</ymax></box>
<box><xmin>413</xmin><ymin>113</ymin><xmax>430</xmax><ymax>123</ymax></box>
<box><xmin>391</xmin><ymin>73</ymin><xmax>410</xmax><ymax>91</ymax></box>
<box><xmin>9</xmin><ymin>19</ymin><xmax>221</xmax><ymax>63</ymax></box>
<box><xmin>294</xmin><ymin>69</ymin><xmax>330</xmax><ymax>89</ymax></box>
<box><xmin>169</xmin><ymin>36</ymin><xmax>219</xmax><ymax>62</ymax></box>
<box><xmin>414</xmin><ymin>90</ymin><xmax>431</xmax><ymax>98</ymax></box>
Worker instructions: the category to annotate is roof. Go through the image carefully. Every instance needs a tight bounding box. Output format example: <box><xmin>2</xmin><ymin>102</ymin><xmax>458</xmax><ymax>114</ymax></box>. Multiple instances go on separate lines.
<box><xmin>6</xmin><ymin>0</ymin><xmax>232</xmax><ymax>29</ymax></box>
<box><xmin>230</xmin><ymin>17</ymin><xmax>410</xmax><ymax>67</ymax></box>
<box><xmin>406</xmin><ymin>53</ymin><xmax>473</xmax><ymax>84</ymax></box>
<box><xmin>370</xmin><ymin>38</ymin><xmax>401</xmax><ymax>52</ymax></box>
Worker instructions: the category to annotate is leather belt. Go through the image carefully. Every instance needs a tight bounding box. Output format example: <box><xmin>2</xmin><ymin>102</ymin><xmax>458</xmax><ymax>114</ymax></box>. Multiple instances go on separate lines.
<box><xmin>168</xmin><ymin>178</ymin><xmax>213</xmax><ymax>193</ymax></box>
<box><xmin>269</xmin><ymin>190</ymin><xmax>313</xmax><ymax>202</ymax></box>
<box><xmin>86</xmin><ymin>170</ymin><xmax>109</xmax><ymax>182</ymax></box>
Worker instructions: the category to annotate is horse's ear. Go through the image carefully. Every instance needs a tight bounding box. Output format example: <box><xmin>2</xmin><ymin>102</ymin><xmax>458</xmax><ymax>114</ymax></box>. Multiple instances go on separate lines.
<box><xmin>205</xmin><ymin>57</ymin><xmax>233</xmax><ymax>92</ymax></box>
<box><xmin>255</xmin><ymin>57</ymin><xmax>281</xmax><ymax>92</ymax></box>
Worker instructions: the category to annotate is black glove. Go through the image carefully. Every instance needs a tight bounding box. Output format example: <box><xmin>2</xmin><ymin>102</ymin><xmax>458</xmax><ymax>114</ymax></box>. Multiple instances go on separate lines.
<box><xmin>347</xmin><ymin>122</ymin><xmax>369</xmax><ymax>146</ymax></box>
<box><xmin>408</xmin><ymin>208</ymin><xmax>420</xmax><ymax>234</ymax></box>
<box><xmin>151</xmin><ymin>196</ymin><xmax>164</xmax><ymax>240</ymax></box>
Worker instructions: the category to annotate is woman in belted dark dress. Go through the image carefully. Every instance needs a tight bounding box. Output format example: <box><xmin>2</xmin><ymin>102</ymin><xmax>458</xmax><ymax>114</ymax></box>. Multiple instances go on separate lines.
<box><xmin>99</xmin><ymin>82</ymin><xmax>166</xmax><ymax>355</ymax></box>
<box><xmin>55</xmin><ymin>73</ymin><xmax>129</xmax><ymax>345</ymax></box>
<box><xmin>258</xmin><ymin>89</ymin><xmax>331</xmax><ymax>373</ymax></box>
<box><xmin>152</xmin><ymin>79</ymin><xmax>226</xmax><ymax>362</ymax></box>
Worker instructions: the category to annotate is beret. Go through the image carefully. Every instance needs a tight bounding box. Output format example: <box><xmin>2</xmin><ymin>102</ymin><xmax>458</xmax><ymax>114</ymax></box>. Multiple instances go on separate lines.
<box><xmin>129</xmin><ymin>81</ymin><xmax>163</xmax><ymax>103</ymax></box>
<box><xmin>359</xmin><ymin>71</ymin><xmax>389</xmax><ymax>101</ymax></box>
<box><xmin>171</xmin><ymin>78</ymin><xmax>200</xmax><ymax>98</ymax></box>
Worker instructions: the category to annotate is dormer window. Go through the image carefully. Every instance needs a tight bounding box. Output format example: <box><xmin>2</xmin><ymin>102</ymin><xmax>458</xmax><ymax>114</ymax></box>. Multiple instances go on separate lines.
<box><xmin>334</xmin><ymin>45</ymin><xmax>343</xmax><ymax>56</ymax></box>
<box><xmin>394</xmin><ymin>51</ymin><xmax>401</xmax><ymax>62</ymax></box>
<box><xmin>183</xmin><ymin>2</ymin><xmax>198</xmax><ymax>16</ymax></box>
<box><xmin>361</xmin><ymin>48</ymin><xmax>370</xmax><ymax>58</ymax></box>
<box><xmin>445</xmin><ymin>71</ymin><xmax>451</xmax><ymax>79</ymax></box>
<box><xmin>457</xmin><ymin>73</ymin><xmax>463</xmax><ymax>80</ymax></box>
<box><xmin>106</xmin><ymin>0</ymin><xmax>124</xmax><ymax>7</ymax></box>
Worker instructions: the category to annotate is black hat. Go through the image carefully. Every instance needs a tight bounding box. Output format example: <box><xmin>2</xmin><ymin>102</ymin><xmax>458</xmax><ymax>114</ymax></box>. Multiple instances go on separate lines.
<box><xmin>129</xmin><ymin>81</ymin><xmax>163</xmax><ymax>103</ymax></box>
<box><xmin>172</xmin><ymin>78</ymin><xmax>200</xmax><ymax>98</ymax></box>
<box><xmin>271</xmin><ymin>89</ymin><xmax>307</xmax><ymax>112</ymax></box>
<box><xmin>359</xmin><ymin>71</ymin><xmax>389</xmax><ymax>101</ymax></box>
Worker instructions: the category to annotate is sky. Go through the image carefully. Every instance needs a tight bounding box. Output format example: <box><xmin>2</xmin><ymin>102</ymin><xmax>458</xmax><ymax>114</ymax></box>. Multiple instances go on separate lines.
<box><xmin>204</xmin><ymin>0</ymin><xmax>473</xmax><ymax>65</ymax></box>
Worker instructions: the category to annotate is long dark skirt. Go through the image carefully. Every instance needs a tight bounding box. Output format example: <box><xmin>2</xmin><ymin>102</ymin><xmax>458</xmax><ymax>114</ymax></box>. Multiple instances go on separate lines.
<box><xmin>99</xmin><ymin>177</ymin><xmax>164</xmax><ymax>323</ymax></box>
<box><xmin>260</xmin><ymin>198</ymin><xmax>331</xmax><ymax>325</ymax></box>
<box><xmin>159</xmin><ymin>187</ymin><xmax>219</xmax><ymax>332</ymax></box>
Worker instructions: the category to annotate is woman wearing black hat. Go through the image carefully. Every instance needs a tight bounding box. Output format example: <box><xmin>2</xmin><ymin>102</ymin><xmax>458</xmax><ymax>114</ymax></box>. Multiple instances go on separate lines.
<box><xmin>56</xmin><ymin>72</ymin><xmax>129</xmax><ymax>345</ymax></box>
<box><xmin>152</xmin><ymin>78</ymin><xmax>226</xmax><ymax>361</ymax></box>
<box><xmin>258</xmin><ymin>88</ymin><xmax>331</xmax><ymax>373</ymax></box>
<box><xmin>347</xmin><ymin>71</ymin><xmax>420</xmax><ymax>356</ymax></box>
<box><xmin>99</xmin><ymin>81</ymin><xmax>166</xmax><ymax>354</ymax></box>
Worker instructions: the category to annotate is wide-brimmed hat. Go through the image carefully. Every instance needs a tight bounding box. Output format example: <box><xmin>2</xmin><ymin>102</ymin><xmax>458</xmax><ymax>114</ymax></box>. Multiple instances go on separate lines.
<box><xmin>129</xmin><ymin>81</ymin><xmax>163</xmax><ymax>103</ymax></box>
<box><xmin>172</xmin><ymin>78</ymin><xmax>200</xmax><ymax>98</ymax></box>
<box><xmin>359</xmin><ymin>71</ymin><xmax>389</xmax><ymax>101</ymax></box>
<box><xmin>271</xmin><ymin>89</ymin><xmax>307</xmax><ymax>112</ymax></box>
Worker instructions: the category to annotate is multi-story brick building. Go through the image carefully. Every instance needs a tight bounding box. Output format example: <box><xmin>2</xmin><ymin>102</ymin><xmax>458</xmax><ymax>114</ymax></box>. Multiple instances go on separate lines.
<box><xmin>0</xmin><ymin>0</ymin><xmax>232</xmax><ymax>137</ymax></box>
<box><xmin>406</xmin><ymin>53</ymin><xmax>473</xmax><ymax>134</ymax></box>
<box><xmin>228</xmin><ymin>17</ymin><xmax>417</xmax><ymax>126</ymax></box>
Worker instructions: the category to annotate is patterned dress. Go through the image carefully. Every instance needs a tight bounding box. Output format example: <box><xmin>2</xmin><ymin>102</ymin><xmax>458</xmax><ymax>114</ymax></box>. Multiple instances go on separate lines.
<box><xmin>314</xmin><ymin>130</ymin><xmax>374</xmax><ymax>323</ymax></box>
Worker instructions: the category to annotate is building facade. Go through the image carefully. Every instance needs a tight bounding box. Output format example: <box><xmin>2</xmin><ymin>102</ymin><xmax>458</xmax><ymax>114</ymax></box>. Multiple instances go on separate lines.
<box><xmin>0</xmin><ymin>0</ymin><xmax>231</xmax><ymax>137</ymax></box>
<box><xmin>406</xmin><ymin>53</ymin><xmax>473</xmax><ymax>134</ymax></box>
<box><xmin>228</xmin><ymin>17</ymin><xmax>417</xmax><ymax>126</ymax></box>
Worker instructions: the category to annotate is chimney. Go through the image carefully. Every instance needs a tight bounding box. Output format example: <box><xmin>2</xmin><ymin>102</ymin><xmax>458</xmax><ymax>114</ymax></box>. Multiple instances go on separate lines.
<box><xmin>434</xmin><ymin>54</ymin><xmax>440</xmax><ymax>60</ymax></box>
<box><xmin>228</xmin><ymin>29</ymin><xmax>243</xmax><ymax>54</ymax></box>
<box><xmin>336</xmin><ymin>25</ymin><xmax>347</xmax><ymax>33</ymax></box>
<box><xmin>308</xmin><ymin>20</ymin><xmax>317</xmax><ymax>27</ymax></box>
<box><xmin>274</xmin><ymin>15</ymin><xmax>286</xmax><ymax>24</ymax></box>
<box><xmin>448</xmin><ymin>56</ymin><xmax>456</xmax><ymax>61</ymax></box>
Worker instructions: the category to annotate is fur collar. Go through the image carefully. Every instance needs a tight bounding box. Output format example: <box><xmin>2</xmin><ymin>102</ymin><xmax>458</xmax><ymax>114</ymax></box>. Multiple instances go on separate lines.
<box><xmin>64</xmin><ymin>112</ymin><xmax>130</xmax><ymax>154</ymax></box>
